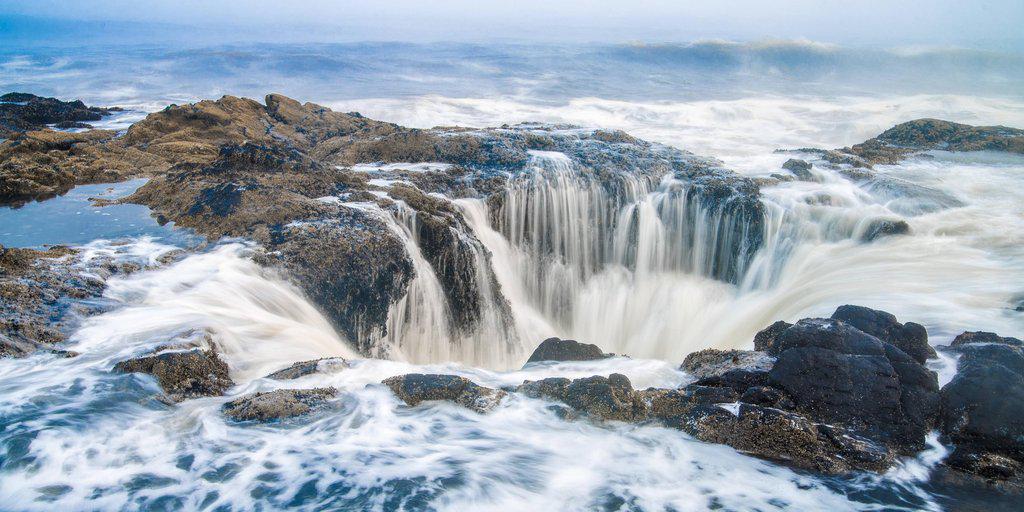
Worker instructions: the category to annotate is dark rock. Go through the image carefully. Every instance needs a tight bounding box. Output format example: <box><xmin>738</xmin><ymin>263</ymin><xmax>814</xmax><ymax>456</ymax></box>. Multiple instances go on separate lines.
<box><xmin>525</xmin><ymin>337</ymin><xmax>611</xmax><ymax>364</ymax></box>
<box><xmin>644</xmin><ymin>385</ymin><xmax>738</xmax><ymax>420</ymax></box>
<box><xmin>676</xmin><ymin>403</ymin><xmax>893</xmax><ymax>474</ymax></box>
<box><xmin>767</xmin><ymin>318</ymin><xmax>939</xmax><ymax>450</ymax></box>
<box><xmin>223</xmin><ymin>387</ymin><xmax>337</xmax><ymax>422</ymax></box>
<box><xmin>519</xmin><ymin>374</ymin><xmax>646</xmax><ymax>422</ymax></box>
<box><xmin>695</xmin><ymin>368</ymin><xmax>770</xmax><ymax>393</ymax></box>
<box><xmin>838</xmin><ymin>118</ymin><xmax>1024</xmax><ymax>167</ymax></box>
<box><xmin>0</xmin><ymin>92</ymin><xmax>117</xmax><ymax>136</ymax></box>
<box><xmin>831</xmin><ymin>304</ymin><xmax>935</xmax><ymax>363</ymax></box>
<box><xmin>752</xmin><ymin>320</ymin><xmax>791</xmax><ymax>352</ymax></box>
<box><xmin>680</xmin><ymin>348</ymin><xmax>774</xmax><ymax>379</ymax></box>
<box><xmin>781</xmin><ymin>159</ymin><xmax>814</xmax><ymax>180</ymax></box>
<box><xmin>114</xmin><ymin>348</ymin><xmax>234</xmax><ymax>401</ymax></box>
<box><xmin>861</xmin><ymin>219</ymin><xmax>911</xmax><ymax>242</ymax></box>
<box><xmin>739</xmin><ymin>385</ymin><xmax>795</xmax><ymax>409</ymax></box>
<box><xmin>265</xmin><ymin>357</ymin><xmax>348</xmax><ymax>380</ymax></box>
<box><xmin>382</xmin><ymin>374</ymin><xmax>506</xmax><ymax>413</ymax></box>
<box><xmin>945</xmin><ymin>447</ymin><xmax>1023</xmax><ymax>482</ymax></box>
<box><xmin>951</xmin><ymin>331</ymin><xmax>1023</xmax><ymax>348</ymax></box>
<box><xmin>940</xmin><ymin>346</ymin><xmax>1024</xmax><ymax>461</ymax></box>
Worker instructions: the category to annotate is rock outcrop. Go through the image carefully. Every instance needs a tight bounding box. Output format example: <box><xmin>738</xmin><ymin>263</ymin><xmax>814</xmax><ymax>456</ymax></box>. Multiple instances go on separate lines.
<box><xmin>223</xmin><ymin>387</ymin><xmax>337</xmax><ymax>421</ymax></box>
<box><xmin>518</xmin><ymin>373</ymin><xmax>648</xmax><ymax>422</ymax></box>
<box><xmin>939</xmin><ymin>331</ymin><xmax>1024</xmax><ymax>486</ymax></box>
<box><xmin>525</xmin><ymin>337</ymin><xmax>612</xmax><ymax>364</ymax></box>
<box><xmin>1</xmin><ymin>243</ymin><xmax>149</xmax><ymax>358</ymax></box>
<box><xmin>831</xmin><ymin>304</ymin><xmax>935</xmax><ymax>364</ymax></box>
<box><xmin>114</xmin><ymin>348</ymin><xmax>234</xmax><ymax>401</ymax></box>
<box><xmin>382</xmin><ymin>373</ymin><xmax>506</xmax><ymax>413</ymax></box>
<box><xmin>0</xmin><ymin>92</ymin><xmax>119</xmax><ymax>137</ymax></box>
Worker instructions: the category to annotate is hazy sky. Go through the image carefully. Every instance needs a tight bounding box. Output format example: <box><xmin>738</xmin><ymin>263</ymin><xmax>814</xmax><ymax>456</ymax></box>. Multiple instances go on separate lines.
<box><xmin>2</xmin><ymin>0</ymin><xmax>1023</xmax><ymax>49</ymax></box>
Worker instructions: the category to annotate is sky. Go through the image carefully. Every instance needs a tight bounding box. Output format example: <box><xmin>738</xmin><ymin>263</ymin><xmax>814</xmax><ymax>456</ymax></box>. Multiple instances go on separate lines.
<box><xmin>1</xmin><ymin>0</ymin><xmax>1023</xmax><ymax>50</ymax></box>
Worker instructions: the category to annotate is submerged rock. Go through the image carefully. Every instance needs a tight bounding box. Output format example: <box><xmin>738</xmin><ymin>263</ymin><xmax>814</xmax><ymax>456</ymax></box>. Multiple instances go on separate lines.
<box><xmin>525</xmin><ymin>337</ymin><xmax>612</xmax><ymax>364</ymax></box>
<box><xmin>265</xmin><ymin>357</ymin><xmax>348</xmax><ymax>380</ymax></box>
<box><xmin>223</xmin><ymin>387</ymin><xmax>337</xmax><ymax>422</ymax></box>
<box><xmin>781</xmin><ymin>158</ymin><xmax>814</xmax><ymax>180</ymax></box>
<box><xmin>861</xmin><ymin>219</ymin><xmax>911</xmax><ymax>242</ymax></box>
<box><xmin>114</xmin><ymin>348</ymin><xmax>234</xmax><ymax>401</ymax></box>
<box><xmin>382</xmin><ymin>374</ymin><xmax>506</xmax><ymax>413</ymax></box>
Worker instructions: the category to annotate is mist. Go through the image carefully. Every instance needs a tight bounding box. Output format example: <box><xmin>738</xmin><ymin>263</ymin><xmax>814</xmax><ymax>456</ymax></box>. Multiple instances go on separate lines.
<box><xmin>2</xmin><ymin>0</ymin><xmax>1023</xmax><ymax>50</ymax></box>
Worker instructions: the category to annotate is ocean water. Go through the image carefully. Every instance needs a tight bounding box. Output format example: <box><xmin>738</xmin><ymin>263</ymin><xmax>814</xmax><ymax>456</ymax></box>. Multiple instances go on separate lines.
<box><xmin>1</xmin><ymin>42</ymin><xmax>1023</xmax><ymax>510</ymax></box>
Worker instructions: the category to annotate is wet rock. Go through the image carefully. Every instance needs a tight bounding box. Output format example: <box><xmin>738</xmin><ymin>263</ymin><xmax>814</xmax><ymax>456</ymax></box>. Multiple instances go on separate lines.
<box><xmin>518</xmin><ymin>373</ymin><xmax>647</xmax><ymax>422</ymax></box>
<box><xmin>114</xmin><ymin>348</ymin><xmax>234</xmax><ymax>401</ymax></box>
<box><xmin>644</xmin><ymin>385</ymin><xmax>738</xmax><ymax>421</ymax></box>
<box><xmin>940</xmin><ymin>331</ymin><xmax>1024</xmax><ymax>482</ymax></box>
<box><xmin>781</xmin><ymin>158</ymin><xmax>814</xmax><ymax>180</ymax></box>
<box><xmin>0</xmin><ymin>92</ymin><xmax>118</xmax><ymax>136</ymax></box>
<box><xmin>223</xmin><ymin>387</ymin><xmax>337</xmax><ymax>422</ymax></box>
<box><xmin>382</xmin><ymin>374</ymin><xmax>506</xmax><ymax>413</ymax></box>
<box><xmin>739</xmin><ymin>385</ymin><xmax>795</xmax><ymax>409</ymax></box>
<box><xmin>831</xmin><ymin>304</ymin><xmax>934</xmax><ymax>363</ymax></box>
<box><xmin>681</xmin><ymin>348</ymin><xmax>774</xmax><ymax>379</ymax></box>
<box><xmin>861</xmin><ymin>218</ymin><xmax>911</xmax><ymax>242</ymax></box>
<box><xmin>525</xmin><ymin>337</ymin><xmax>611</xmax><ymax>364</ymax></box>
<box><xmin>676</xmin><ymin>403</ymin><xmax>894</xmax><ymax>474</ymax></box>
<box><xmin>265</xmin><ymin>357</ymin><xmax>348</xmax><ymax>380</ymax></box>
<box><xmin>767</xmin><ymin>318</ymin><xmax>939</xmax><ymax>451</ymax></box>
<box><xmin>695</xmin><ymin>369</ymin><xmax>770</xmax><ymax>394</ymax></box>
<box><xmin>752</xmin><ymin>320</ymin><xmax>791</xmax><ymax>352</ymax></box>
<box><xmin>951</xmin><ymin>331</ymin><xmax>1023</xmax><ymax>348</ymax></box>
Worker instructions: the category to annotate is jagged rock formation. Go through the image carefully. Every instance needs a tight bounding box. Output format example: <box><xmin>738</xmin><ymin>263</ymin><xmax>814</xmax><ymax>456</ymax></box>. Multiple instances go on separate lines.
<box><xmin>265</xmin><ymin>357</ymin><xmax>348</xmax><ymax>380</ymax></box>
<box><xmin>0</xmin><ymin>92</ymin><xmax>120</xmax><ymax>137</ymax></box>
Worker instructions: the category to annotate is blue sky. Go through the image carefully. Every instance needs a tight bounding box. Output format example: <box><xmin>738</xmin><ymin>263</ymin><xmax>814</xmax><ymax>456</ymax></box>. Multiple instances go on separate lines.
<box><xmin>1</xmin><ymin>0</ymin><xmax>1022</xmax><ymax>50</ymax></box>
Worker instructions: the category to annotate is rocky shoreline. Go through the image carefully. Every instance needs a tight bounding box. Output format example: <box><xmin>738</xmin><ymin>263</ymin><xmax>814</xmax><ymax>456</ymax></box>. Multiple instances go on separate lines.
<box><xmin>3</xmin><ymin>92</ymin><xmax>1024</xmax><ymax>500</ymax></box>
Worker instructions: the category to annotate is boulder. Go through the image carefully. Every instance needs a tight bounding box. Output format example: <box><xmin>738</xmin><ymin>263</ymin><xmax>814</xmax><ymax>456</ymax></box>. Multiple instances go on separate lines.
<box><xmin>223</xmin><ymin>387</ymin><xmax>337</xmax><ymax>422</ymax></box>
<box><xmin>644</xmin><ymin>385</ymin><xmax>738</xmax><ymax>421</ymax></box>
<box><xmin>951</xmin><ymin>331</ymin><xmax>1023</xmax><ymax>348</ymax></box>
<box><xmin>767</xmin><ymin>318</ymin><xmax>939</xmax><ymax>450</ymax></box>
<box><xmin>752</xmin><ymin>320</ymin><xmax>791</xmax><ymax>352</ymax></box>
<box><xmin>831</xmin><ymin>304</ymin><xmax>935</xmax><ymax>363</ymax></box>
<box><xmin>940</xmin><ymin>332</ymin><xmax>1024</xmax><ymax>482</ymax></box>
<box><xmin>781</xmin><ymin>158</ymin><xmax>814</xmax><ymax>180</ymax></box>
<box><xmin>113</xmin><ymin>348</ymin><xmax>234</xmax><ymax>401</ymax></box>
<box><xmin>525</xmin><ymin>337</ymin><xmax>611</xmax><ymax>364</ymax></box>
<box><xmin>517</xmin><ymin>373</ymin><xmax>647</xmax><ymax>422</ymax></box>
<box><xmin>265</xmin><ymin>357</ymin><xmax>348</xmax><ymax>380</ymax></box>
<box><xmin>861</xmin><ymin>219</ymin><xmax>911</xmax><ymax>242</ymax></box>
<box><xmin>382</xmin><ymin>374</ymin><xmax>506</xmax><ymax>413</ymax></box>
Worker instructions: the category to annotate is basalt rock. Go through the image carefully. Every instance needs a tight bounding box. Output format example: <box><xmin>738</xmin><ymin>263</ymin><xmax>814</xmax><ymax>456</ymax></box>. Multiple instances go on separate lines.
<box><xmin>265</xmin><ymin>358</ymin><xmax>349</xmax><ymax>380</ymax></box>
<box><xmin>114</xmin><ymin>348</ymin><xmax>234</xmax><ymax>401</ymax></box>
<box><xmin>525</xmin><ymin>337</ymin><xmax>612</xmax><ymax>364</ymax></box>
<box><xmin>752</xmin><ymin>320</ymin><xmax>791</xmax><ymax>352</ymax></box>
<box><xmin>680</xmin><ymin>348</ymin><xmax>774</xmax><ymax>379</ymax></box>
<box><xmin>940</xmin><ymin>331</ymin><xmax>1024</xmax><ymax>484</ymax></box>
<box><xmin>831</xmin><ymin>304</ymin><xmax>934</xmax><ymax>363</ymax></box>
<box><xmin>767</xmin><ymin>318</ymin><xmax>940</xmax><ymax>451</ymax></box>
<box><xmin>223</xmin><ymin>387</ymin><xmax>338</xmax><ymax>422</ymax></box>
<box><xmin>382</xmin><ymin>374</ymin><xmax>506</xmax><ymax>413</ymax></box>
<box><xmin>0</xmin><ymin>92</ymin><xmax>118</xmax><ymax>136</ymax></box>
<box><xmin>518</xmin><ymin>373</ymin><xmax>647</xmax><ymax>422</ymax></box>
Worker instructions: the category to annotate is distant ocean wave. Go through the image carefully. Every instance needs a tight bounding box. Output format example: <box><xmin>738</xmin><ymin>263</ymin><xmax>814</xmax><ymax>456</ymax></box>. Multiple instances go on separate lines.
<box><xmin>2</xmin><ymin>40</ymin><xmax>1022</xmax><ymax>108</ymax></box>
